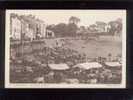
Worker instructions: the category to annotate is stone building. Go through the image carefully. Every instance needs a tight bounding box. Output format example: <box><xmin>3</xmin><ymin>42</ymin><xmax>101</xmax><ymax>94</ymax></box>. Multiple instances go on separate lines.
<box><xmin>10</xmin><ymin>13</ymin><xmax>21</xmax><ymax>40</ymax></box>
<box><xmin>10</xmin><ymin>13</ymin><xmax>46</xmax><ymax>40</ymax></box>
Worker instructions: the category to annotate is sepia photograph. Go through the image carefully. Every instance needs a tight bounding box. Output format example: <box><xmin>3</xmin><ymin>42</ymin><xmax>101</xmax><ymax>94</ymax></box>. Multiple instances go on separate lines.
<box><xmin>5</xmin><ymin>10</ymin><xmax>126</xmax><ymax>88</ymax></box>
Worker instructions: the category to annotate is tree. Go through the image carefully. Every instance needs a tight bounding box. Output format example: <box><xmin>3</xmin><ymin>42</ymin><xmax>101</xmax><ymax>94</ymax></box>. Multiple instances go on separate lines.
<box><xmin>80</xmin><ymin>26</ymin><xmax>86</xmax><ymax>32</ymax></box>
<box><xmin>50</xmin><ymin>22</ymin><xmax>79</xmax><ymax>37</ymax></box>
<box><xmin>108</xmin><ymin>18</ymin><xmax>122</xmax><ymax>36</ymax></box>
<box><xmin>46</xmin><ymin>24</ymin><xmax>55</xmax><ymax>30</ymax></box>
<box><xmin>115</xmin><ymin>18</ymin><xmax>122</xmax><ymax>36</ymax></box>
<box><xmin>76</xmin><ymin>26</ymin><xmax>87</xmax><ymax>36</ymax></box>
<box><xmin>67</xmin><ymin>23</ymin><xmax>78</xmax><ymax>37</ymax></box>
<box><xmin>108</xmin><ymin>21</ymin><xmax>117</xmax><ymax>35</ymax></box>
<box><xmin>108</xmin><ymin>53</ymin><xmax>112</xmax><ymax>61</ymax></box>
<box><xmin>68</xmin><ymin>16</ymin><xmax>80</xmax><ymax>37</ymax></box>
<box><xmin>47</xmin><ymin>16</ymin><xmax>81</xmax><ymax>37</ymax></box>
<box><xmin>51</xmin><ymin>23</ymin><xmax>68</xmax><ymax>37</ymax></box>
<box><xmin>69</xmin><ymin>16</ymin><xmax>80</xmax><ymax>25</ymax></box>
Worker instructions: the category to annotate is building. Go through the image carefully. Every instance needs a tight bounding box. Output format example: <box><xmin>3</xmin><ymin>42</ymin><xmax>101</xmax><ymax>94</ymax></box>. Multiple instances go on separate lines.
<box><xmin>20</xmin><ymin>15</ymin><xmax>46</xmax><ymax>40</ymax></box>
<box><xmin>95</xmin><ymin>21</ymin><xmax>107</xmax><ymax>33</ymax></box>
<box><xmin>89</xmin><ymin>24</ymin><xmax>97</xmax><ymax>33</ymax></box>
<box><xmin>20</xmin><ymin>17</ymin><xmax>30</xmax><ymax>39</ymax></box>
<box><xmin>45</xmin><ymin>29</ymin><xmax>55</xmax><ymax>38</ymax></box>
<box><xmin>10</xmin><ymin>13</ymin><xmax>21</xmax><ymax>40</ymax></box>
<box><xmin>10</xmin><ymin>13</ymin><xmax>46</xmax><ymax>40</ymax></box>
<box><xmin>35</xmin><ymin>19</ymin><xmax>46</xmax><ymax>38</ymax></box>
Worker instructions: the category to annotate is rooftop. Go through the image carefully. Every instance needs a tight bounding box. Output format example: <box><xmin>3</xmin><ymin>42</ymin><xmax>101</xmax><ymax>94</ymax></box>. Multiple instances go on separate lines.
<box><xmin>105</xmin><ymin>62</ymin><xmax>122</xmax><ymax>67</ymax></box>
<box><xmin>48</xmin><ymin>63</ymin><xmax>69</xmax><ymax>70</ymax></box>
<box><xmin>73</xmin><ymin>62</ymin><xmax>102</xmax><ymax>70</ymax></box>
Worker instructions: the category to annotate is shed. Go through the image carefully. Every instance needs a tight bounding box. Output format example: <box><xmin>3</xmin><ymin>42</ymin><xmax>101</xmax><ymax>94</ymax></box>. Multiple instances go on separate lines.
<box><xmin>48</xmin><ymin>63</ymin><xmax>69</xmax><ymax>70</ymax></box>
<box><xmin>104</xmin><ymin>62</ymin><xmax>122</xmax><ymax>67</ymax></box>
<box><xmin>73</xmin><ymin>62</ymin><xmax>102</xmax><ymax>70</ymax></box>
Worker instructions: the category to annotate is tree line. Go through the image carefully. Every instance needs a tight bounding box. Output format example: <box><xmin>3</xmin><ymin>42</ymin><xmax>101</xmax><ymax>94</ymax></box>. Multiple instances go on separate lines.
<box><xmin>46</xmin><ymin>16</ymin><xmax>122</xmax><ymax>37</ymax></box>
<box><xmin>46</xmin><ymin>16</ymin><xmax>80</xmax><ymax>37</ymax></box>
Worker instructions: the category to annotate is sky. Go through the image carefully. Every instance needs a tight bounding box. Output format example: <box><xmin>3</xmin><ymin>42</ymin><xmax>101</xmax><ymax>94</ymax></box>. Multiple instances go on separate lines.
<box><xmin>6</xmin><ymin>10</ymin><xmax>126</xmax><ymax>26</ymax></box>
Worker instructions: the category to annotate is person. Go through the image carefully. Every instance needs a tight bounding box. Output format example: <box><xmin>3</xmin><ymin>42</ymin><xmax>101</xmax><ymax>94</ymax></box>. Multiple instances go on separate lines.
<box><xmin>53</xmin><ymin>71</ymin><xmax>63</xmax><ymax>83</ymax></box>
<box><xmin>45</xmin><ymin>71</ymin><xmax>54</xmax><ymax>83</ymax></box>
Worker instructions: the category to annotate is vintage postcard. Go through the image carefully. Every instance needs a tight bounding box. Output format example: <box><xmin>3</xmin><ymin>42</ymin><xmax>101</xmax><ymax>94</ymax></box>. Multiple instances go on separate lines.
<box><xmin>5</xmin><ymin>10</ymin><xmax>126</xmax><ymax>88</ymax></box>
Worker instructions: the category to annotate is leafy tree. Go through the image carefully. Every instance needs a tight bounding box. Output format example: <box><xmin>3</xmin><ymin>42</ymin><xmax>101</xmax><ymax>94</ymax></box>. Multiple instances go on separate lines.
<box><xmin>80</xmin><ymin>26</ymin><xmax>86</xmax><ymax>32</ymax></box>
<box><xmin>115</xmin><ymin>18</ymin><xmax>122</xmax><ymax>36</ymax></box>
<box><xmin>50</xmin><ymin>23</ymin><xmax>68</xmax><ymax>37</ymax></box>
<box><xmin>108</xmin><ymin>18</ymin><xmax>122</xmax><ymax>36</ymax></box>
<box><xmin>67</xmin><ymin>23</ymin><xmax>78</xmax><ymax>37</ymax></box>
<box><xmin>108</xmin><ymin>53</ymin><xmax>112</xmax><ymax>61</ymax></box>
<box><xmin>68</xmin><ymin>16</ymin><xmax>80</xmax><ymax>37</ymax></box>
<box><xmin>47</xmin><ymin>16</ymin><xmax>81</xmax><ymax>37</ymax></box>
<box><xmin>46</xmin><ymin>24</ymin><xmax>55</xmax><ymax>30</ymax></box>
<box><xmin>69</xmin><ymin>16</ymin><xmax>80</xmax><ymax>25</ymax></box>
<box><xmin>108</xmin><ymin>21</ymin><xmax>118</xmax><ymax>35</ymax></box>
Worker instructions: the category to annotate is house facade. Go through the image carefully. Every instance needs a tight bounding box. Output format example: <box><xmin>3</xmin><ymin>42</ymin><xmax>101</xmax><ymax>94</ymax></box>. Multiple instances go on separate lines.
<box><xmin>10</xmin><ymin>14</ymin><xmax>21</xmax><ymax>40</ymax></box>
<box><xmin>10</xmin><ymin>13</ymin><xmax>46</xmax><ymax>40</ymax></box>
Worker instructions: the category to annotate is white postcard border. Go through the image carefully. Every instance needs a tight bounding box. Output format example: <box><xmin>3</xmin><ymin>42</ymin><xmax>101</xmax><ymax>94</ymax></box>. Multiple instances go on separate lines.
<box><xmin>5</xmin><ymin>10</ymin><xmax>126</xmax><ymax>88</ymax></box>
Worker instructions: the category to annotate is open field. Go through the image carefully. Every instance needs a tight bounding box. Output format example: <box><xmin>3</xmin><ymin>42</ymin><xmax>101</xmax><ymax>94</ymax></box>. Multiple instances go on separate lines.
<box><xmin>42</xmin><ymin>36</ymin><xmax>122</xmax><ymax>58</ymax></box>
